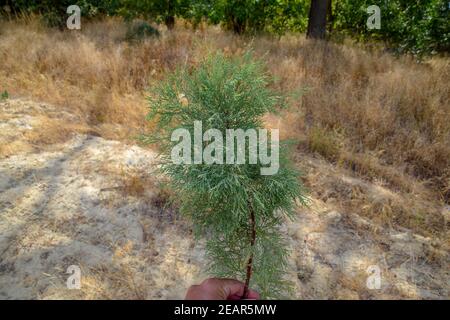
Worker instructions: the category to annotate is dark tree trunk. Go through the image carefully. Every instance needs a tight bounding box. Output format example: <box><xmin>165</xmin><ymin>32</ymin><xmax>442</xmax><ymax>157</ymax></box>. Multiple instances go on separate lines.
<box><xmin>327</xmin><ymin>0</ymin><xmax>333</xmax><ymax>33</ymax></box>
<box><xmin>307</xmin><ymin>0</ymin><xmax>330</xmax><ymax>39</ymax></box>
<box><xmin>165</xmin><ymin>0</ymin><xmax>175</xmax><ymax>30</ymax></box>
<box><xmin>231</xmin><ymin>15</ymin><xmax>246</xmax><ymax>34</ymax></box>
<box><xmin>165</xmin><ymin>15</ymin><xmax>175</xmax><ymax>30</ymax></box>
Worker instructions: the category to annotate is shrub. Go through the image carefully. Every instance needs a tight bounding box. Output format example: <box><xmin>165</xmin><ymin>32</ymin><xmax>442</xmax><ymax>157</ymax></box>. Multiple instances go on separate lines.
<box><xmin>308</xmin><ymin>126</ymin><xmax>341</xmax><ymax>161</ymax></box>
<box><xmin>125</xmin><ymin>21</ymin><xmax>160</xmax><ymax>41</ymax></box>
<box><xmin>1</xmin><ymin>90</ymin><xmax>8</xmax><ymax>100</ymax></box>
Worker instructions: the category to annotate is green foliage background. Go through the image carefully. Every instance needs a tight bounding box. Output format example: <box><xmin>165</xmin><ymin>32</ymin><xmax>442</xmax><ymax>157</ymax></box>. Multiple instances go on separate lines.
<box><xmin>334</xmin><ymin>0</ymin><xmax>449</xmax><ymax>55</ymax></box>
<box><xmin>3</xmin><ymin>0</ymin><xmax>448</xmax><ymax>55</ymax></box>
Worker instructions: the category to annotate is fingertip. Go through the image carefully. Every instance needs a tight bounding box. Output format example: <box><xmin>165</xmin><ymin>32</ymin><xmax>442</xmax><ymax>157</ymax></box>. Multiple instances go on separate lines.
<box><xmin>221</xmin><ymin>278</ymin><xmax>245</xmax><ymax>296</ymax></box>
<box><xmin>247</xmin><ymin>289</ymin><xmax>260</xmax><ymax>300</ymax></box>
<box><xmin>228</xmin><ymin>293</ymin><xmax>242</xmax><ymax>300</ymax></box>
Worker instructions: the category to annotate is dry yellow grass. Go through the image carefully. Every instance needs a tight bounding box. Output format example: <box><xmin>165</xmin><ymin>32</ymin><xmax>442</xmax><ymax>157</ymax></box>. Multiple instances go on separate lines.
<box><xmin>0</xmin><ymin>16</ymin><xmax>448</xmax><ymax>240</ymax></box>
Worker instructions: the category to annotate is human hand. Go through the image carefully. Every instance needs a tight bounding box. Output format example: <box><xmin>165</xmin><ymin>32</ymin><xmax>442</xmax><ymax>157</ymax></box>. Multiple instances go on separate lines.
<box><xmin>185</xmin><ymin>278</ymin><xmax>260</xmax><ymax>300</ymax></box>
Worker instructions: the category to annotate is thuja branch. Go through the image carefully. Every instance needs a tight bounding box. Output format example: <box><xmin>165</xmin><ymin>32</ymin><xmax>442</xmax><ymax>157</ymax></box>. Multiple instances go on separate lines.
<box><xmin>242</xmin><ymin>199</ymin><xmax>256</xmax><ymax>299</ymax></box>
<box><xmin>144</xmin><ymin>53</ymin><xmax>306</xmax><ymax>298</ymax></box>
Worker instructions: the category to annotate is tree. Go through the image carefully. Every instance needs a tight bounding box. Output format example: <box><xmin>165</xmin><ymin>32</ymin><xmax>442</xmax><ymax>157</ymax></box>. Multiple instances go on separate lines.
<box><xmin>118</xmin><ymin>0</ymin><xmax>190</xmax><ymax>30</ymax></box>
<box><xmin>208</xmin><ymin>0</ymin><xmax>270</xmax><ymax>34</ymax></box>
<box><xmin>143</xmin><ymin>53</ymin><xmax>307</xmax><ymax>299</ymax></box>
<box><xmin>208</xmin><ymin>0</ymin><xmax>310</xmax><ymax>35</ymax></box>
<box><xmin>306</xmin><ymin>0</ymin><xmax>330</xmax><ymax>39</ymax></box>
<box><xmin>5</xmin><ymin>0</ymin><xmax>119</xmax><ymax>27</ymax></box>
<box><xmin>333</xmin><ymin>0</ymin><xmax>449</xmax><ymax>55</ymax></box>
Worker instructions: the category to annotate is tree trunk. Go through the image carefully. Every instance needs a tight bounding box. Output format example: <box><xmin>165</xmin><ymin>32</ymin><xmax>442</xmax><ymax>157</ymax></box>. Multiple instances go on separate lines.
<box><xmin>306</xmin><ymin>0</ymin><xmax>330</xmax><ymax>39</ymax></box>
<box><xmin>165</xmin><ymin>15</ymin><xmax>175</xmax><ymax>30</ymax></box>
<box><xmin>165</xmin><ymin>0</ymin><xmax>175</xmax><ymax>30</ymax></box>
<box><xmin>231</xmin><ymin>15</ymin><xmax>246</xmax><ymax>34</ymax></box>
<box><xmin>327</xmin><ymin>0</ymin><xmax>333</xmax><ymax>33</ymax></box>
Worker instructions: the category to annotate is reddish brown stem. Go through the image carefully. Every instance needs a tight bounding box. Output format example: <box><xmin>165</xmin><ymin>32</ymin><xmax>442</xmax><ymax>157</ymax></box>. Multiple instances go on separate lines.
<box><xmin>242</xmin><ymin>202</ymin><xmax>256</xmax><ymax>299</ymax></box>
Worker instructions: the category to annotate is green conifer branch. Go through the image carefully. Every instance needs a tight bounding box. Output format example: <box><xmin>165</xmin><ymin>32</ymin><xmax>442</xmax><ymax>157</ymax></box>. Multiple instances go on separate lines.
<box><xmin>143</xmin><ymin>52</ymin><xmax>307</xmax><ymax>299</ymax></box>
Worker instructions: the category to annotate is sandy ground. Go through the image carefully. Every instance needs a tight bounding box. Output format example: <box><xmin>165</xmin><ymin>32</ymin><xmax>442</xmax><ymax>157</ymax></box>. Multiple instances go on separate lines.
<box><xmin>0</xmin><ymin>99</ymin><xmax>448</xmax><ymax>299</ymax></box>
